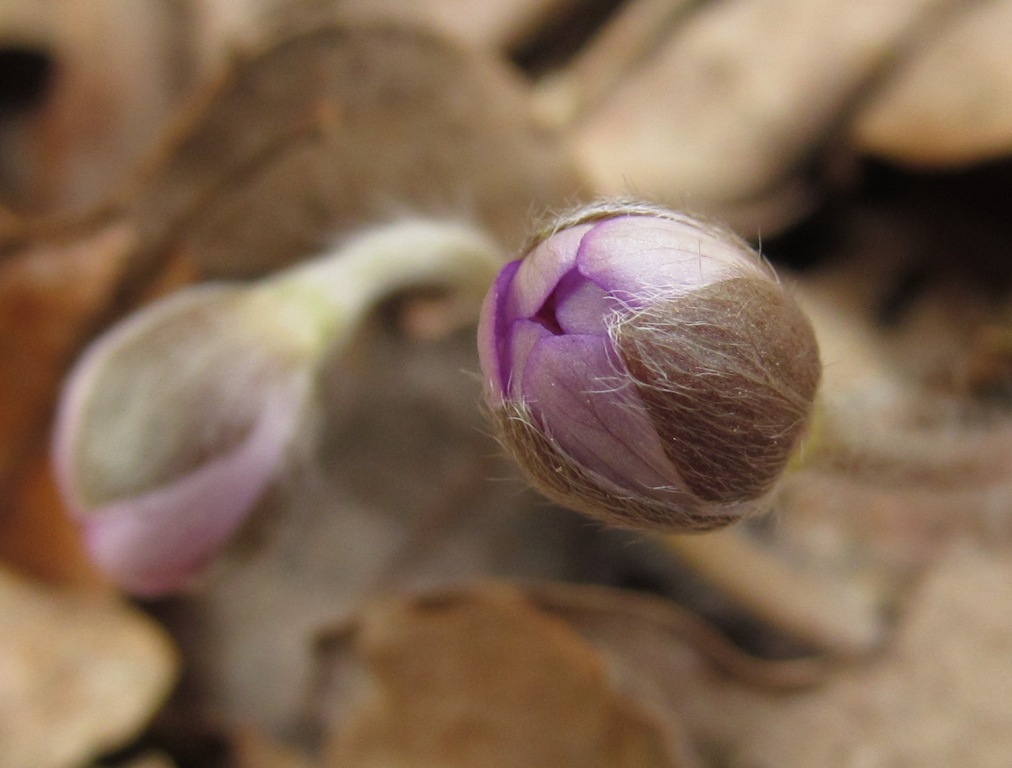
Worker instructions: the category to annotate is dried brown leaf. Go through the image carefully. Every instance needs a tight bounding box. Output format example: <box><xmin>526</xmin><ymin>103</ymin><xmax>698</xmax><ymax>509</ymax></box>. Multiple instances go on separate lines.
<box><xmin>0</xmin><ymin>448</ymin><xmax>106</xmax><ymax>587</ymax></box>
<box><xmin>116</xmin><ymin>754</ymin><xmax>178</xmax><ymax>768</ymax></box>
<box><xmin>533</xmin><ymin>0</ymin><xmax>698</xmax><ymax>126</ymax></box>
<box><xmin>0</xmin><ymin>225</ymin><xmax>127</xmax><ymax>472</ymax></box>
<box><xmin>229</xmin><ymin>726</ymin><xmax>318</xmax><ymax>768</ymax></box>
<box><xmin>0</xmin><ymin>566</ymin><xmax>178</xmax><ymax>768</ymax></box>
<box><xmin>314</xmin><ymin>584</ymin><xmax>689</xmax><ymax>768</ymax></box>
<box><xmin>664</xmin><ymin>545</ymin><xmax>1012</xmax><ymax>767</ymax></box>
<box><xmin>570</xmin><ymin>0</ymin><xmax>961</xmax><ymax>233</ymax></box>
<box><xmin>853</xmin><ymin>2</ymin><xmax>1012</xmax><ymax>165</ymax></box>
<box><xmin>128</xmin><ymin>22</ymin><xmax>585</xmax><ymax>279</ymax></box>
<box><xmin>334</xmin><ymin>0</ymin><xmax>584</xmax><ymax>50</ymax></box>
<box><xmin>189</xmin><ymin>0</ymin><xmax>582</xmax><ymax>56</ymax></box>
<box><xmin>0</xmin><ymin>223</ymin><xmax>134</xmax><ymax>567</ymax></box>
<box><xmin>523</xmin><ymin>581</ymin><xmax>834</xmax><ymax>691</ymax></box>
<box><xmin>777</xmin><ymin>467</ymin><xmax>1012</xmax><ymax>578</ymax></box>
<box><xmin>0</xmin><ymin>0</ymin><xmax>193</xmax><ymax>214</ymax></box>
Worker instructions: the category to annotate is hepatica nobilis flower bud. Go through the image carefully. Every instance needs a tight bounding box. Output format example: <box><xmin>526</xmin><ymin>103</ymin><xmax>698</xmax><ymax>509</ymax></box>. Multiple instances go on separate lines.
<box><xmin>53</xmin><ymin>285</ymin><xmax>318</xmax><ymax>597</ymax></box>
<box><xmin>54</xmin><ymin>220</ymin><xmax>500</xmax><ymax>595</ymax></box>
<box><xmin>478</xmin><ymin>202</ymin><xmax>820</xmax><ymax>532</ymax></box>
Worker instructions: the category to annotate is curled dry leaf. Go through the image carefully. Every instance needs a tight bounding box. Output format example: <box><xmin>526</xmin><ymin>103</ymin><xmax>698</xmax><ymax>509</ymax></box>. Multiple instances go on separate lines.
<box><xmin>794</xmin><ymin>273</ymin><xmax>914</xmax><ymax>425</ymax></box>
<box><xmin>127</xmin><ymin>21</ymin><xmax>585</xmax><ymax>279</ymax></box>
<box><xmin>0</xmin><ymin>445</ymin><xmax>108</xmax><ymax>588</ymax></box>
<box><xmin>775</xmin><ymin>251</ymin><xmax>1012</xmax><ymax>577</ymax></box>
<box><xmin>0</xmin><ymin>223</ymin><xmax>133</xmax><ymax>486</ymax></box>
<box><xmin>852</xmin><ymin>1</ymin><xmax>1012</xmax><ymax>165</ymax></box>
<box><xmin>189</xmin><ymin>0</ymin><xmax>583</xmax><ymax>58</ymax></box>
<box><xmin>228</xmin><ymin>726</ymin><xmax>317</xmax><ymax>768</ymax></box>
<box><xmin>0</xmin><ymin>222</ymin><xmax>134</xmax><ymax>584</ymax></box>
<box><xmin>533</xmin><ymin>0</ymin><xmax>698</xmax><ymax>126</ymax></box>
<box><xmin>522</xmin><ymin>581</ymin><xmax>834</xmax><ymax>692</ymax></box>
<box><xmin>332</xmin><ymin>0</ymin><xmax>584</xmax><ymax>50</ymax></box>
<box><xmin>185</xmin><ymin>0</ymin><xmax>282</xmax><ymax>74</ymax></box>
<box><xmin>117</xmin><ymin>754</ymin><xmax>178</xmax><ymax>768</ymax></box>
<box><xmin>0</xmin><ymin>0</ymin><xmax>193</xmax><ymax>215</ymax></box>
<box><xmin>312</xmin><ymin>584</ymin><xmax>694</xmax><ymax>768</ymax></box>
<box><xmin>569</xmin><ymin>0</ymin><xmax>960</xmax><ymax>233</ymax></box>
<box><xmin>658</xmin><ymin>545</ymin><xmax>1012</xmax><ymax>768</ymax></box>
<box><xmin>0</xmin><ymin>566</ymin><xmax>177</xmax><ymax>768</ymax></box>
<box><xmin>776</xmin><ymin>465</ymin><xmax>1012</xmax><ymax>581</ymax></box>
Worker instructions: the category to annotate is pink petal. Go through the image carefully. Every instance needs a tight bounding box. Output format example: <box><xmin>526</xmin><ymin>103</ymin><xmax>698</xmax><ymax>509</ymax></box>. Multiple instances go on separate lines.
<box><xmin>576</xmin><ymin>216</ymin><xmax>768</xmax><ymax>307</ymax></box>
<box><xmin>477</xmin><ymin>259</ymin><xmax>521</xmax><ymax>405</ymax></box>
<box><xmin>506</xmin><ymin>223</ymin><xmax>595</xmax><ymax>320</ymax></box>
<box><xmin>78</xmin><ymin>375</ymin><xmax>309</xmax><ymax>596</ymax></box>
<box><xmin>520</xmin><ymin>333</ymin><xmax>679</xmax><ymax>495</ymax></box>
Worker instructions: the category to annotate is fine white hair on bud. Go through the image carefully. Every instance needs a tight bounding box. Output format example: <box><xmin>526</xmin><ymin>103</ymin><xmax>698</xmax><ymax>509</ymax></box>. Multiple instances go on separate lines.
<box><xmin>477</xmin><ymin>200</ymin><xmax>821</xmax><ymax>532</ymax></box>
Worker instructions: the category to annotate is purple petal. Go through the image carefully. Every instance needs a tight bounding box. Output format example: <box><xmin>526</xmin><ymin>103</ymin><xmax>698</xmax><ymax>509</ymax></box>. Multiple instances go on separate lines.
<box><xmin>477</xmin><ymin>259</ymin><xmax>521</xmax><ymax>404</ymax></box>
<box><xmin>505</xmin><ymin>318</ymin><xmax>554</xmax><ymax>399</ymax></box>
<box><xmin>520</xmin><ymin>333</ymin><xmax>678</xmax><ymax>493</ymax></box>
<box><xmin>576</xmin><ymin>216</ymin><xmax>765</xmax><ymax>307</ymax></box>
<box><xmin>506</xmin><ymin>223</ymin><xmax>595</xmax><ymax>320</ymax></box>
<box><xmin>72</xmin><ymin>376</ymin><xmax>308</xmax><ymax>596</ymax></box>
<box><xmin>552</xmin><ymin>270</ymin><xmax>612</xmax><ymax>334</ymax></box>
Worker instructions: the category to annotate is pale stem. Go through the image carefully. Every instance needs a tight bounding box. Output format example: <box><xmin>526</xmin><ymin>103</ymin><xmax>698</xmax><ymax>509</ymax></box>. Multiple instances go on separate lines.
<box><xmin>260</xmin><ymin>220</ymin><xmax>504</xmax><ymax>355</ymax></box>
<box><xmin>665</xmin><ymin>527</ymin><xmax>885</xmax><ymax>659</ymax></box>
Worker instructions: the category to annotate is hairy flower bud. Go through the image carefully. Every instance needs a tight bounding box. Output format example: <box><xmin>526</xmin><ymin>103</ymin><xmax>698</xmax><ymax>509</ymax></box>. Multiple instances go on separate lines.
<box><xmin>52</xmin><ymin>285</ymin><xmax>320</xmax><ymax>596</ymax></box>
<box><xmin>478</xmin><ymin>201</ymin><xmax>820</xmax><ymax>532</ymax></box>
<box><xmin>54</xmin><ymin>220</ymin><xmax>500</xmax><ymax>595</ymax></box>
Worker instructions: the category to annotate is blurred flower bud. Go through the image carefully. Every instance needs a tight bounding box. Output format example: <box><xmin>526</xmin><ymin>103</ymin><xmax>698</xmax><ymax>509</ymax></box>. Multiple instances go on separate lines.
<box><xmin>478</xmin><ymin>201</ymin><xmax>820</xmax><ymax>532</ymax></box>
<box><xmin>53</xmin><ymin>285</ymin><xmax>320</xmax><ymax>596</ymax></box>
<box><xmin>54</xmin><ymin>220</ymin><xmax>500</xmax><ymax>595</ymax></box>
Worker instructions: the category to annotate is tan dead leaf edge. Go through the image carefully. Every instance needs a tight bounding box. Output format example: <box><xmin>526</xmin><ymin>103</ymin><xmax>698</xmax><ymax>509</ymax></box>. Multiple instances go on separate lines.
<box><xmin>228</xmin><ymin>725</ymin><xmax>317</xmax><ymax>768</ymax></box>
<box><xmin>0</xmin><ymin>222</ymin><xmax>135</xmax><ymax>585</ymax></box>
<box><xmin>567</xmin><ymin>0</ymin><xmax>963</xmax><ymax>234</ymax></box>
<box><xmin>0</xmin><ymin>1</ymin><xmax>196</xmax><ymax>216</ymax></box>
<box><xmin>0</xmin><ymin>223</ymin><xmax>133</xmax><ymax>485</ymax></box>
<box><xmin>125</xmin><ymin>21</ymin><xmax>586</xmax><ymax>280</ymax></box>
<box><xmin>312</xmin><ymin>0</ymin><xmax>583</xmax><ymax>51</ymax></box>
<box><xmin>525</xmin><ymin>580</ymin><xmax>839</xmax><ymax>692</ymax></box>
<box><xmin>852</xmin><ymin>2</ymin><xmax>1012</xmax><ymax>166</ymax></box>
<box><xmin>310</xmin><ymin>583</ymin><xmax>697</xmax><ymax>768</ymax></box>
<box><xmin>659</xmin><ymin>544</ymin><xmax>1012</xmax><ymax>768</ymax></box>
<box><xmin>0</xmin><ymin>565</ymin><xmax>178</xmax><ymax>768</ymax></box>
<box><xmin>117</xmin><ymin>753</ymin><xmax>178</xmax><ymax>768</ymax></box>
